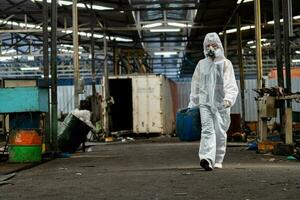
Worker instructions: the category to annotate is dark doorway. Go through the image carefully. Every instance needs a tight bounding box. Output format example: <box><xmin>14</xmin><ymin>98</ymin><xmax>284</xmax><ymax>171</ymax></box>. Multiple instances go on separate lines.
<box><xmin>109</xmin><ymin>79</ymin><xmax>133</xmax><ymax>132</ymax></box>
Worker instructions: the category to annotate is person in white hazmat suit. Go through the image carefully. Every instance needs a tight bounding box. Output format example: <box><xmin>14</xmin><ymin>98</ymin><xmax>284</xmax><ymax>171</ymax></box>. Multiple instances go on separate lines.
<box><xmin>188</xmin><ymin>32</ymin><xmax>238</xmax><ymax>171</ymax></box>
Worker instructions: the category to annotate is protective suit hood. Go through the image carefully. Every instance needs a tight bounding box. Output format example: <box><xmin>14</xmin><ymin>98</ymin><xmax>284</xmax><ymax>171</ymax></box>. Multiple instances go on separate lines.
<box><xmin>203</xmin><ymin>32</ymin><xmax>225</xmax><ymax>62</ymax></box>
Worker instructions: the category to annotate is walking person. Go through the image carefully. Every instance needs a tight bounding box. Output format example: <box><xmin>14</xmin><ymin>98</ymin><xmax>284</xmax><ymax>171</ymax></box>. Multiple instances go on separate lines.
<box><xmin>188</xmin><ymin>32</ymin><xmax>239</xmax><ymax>171</ymax></box>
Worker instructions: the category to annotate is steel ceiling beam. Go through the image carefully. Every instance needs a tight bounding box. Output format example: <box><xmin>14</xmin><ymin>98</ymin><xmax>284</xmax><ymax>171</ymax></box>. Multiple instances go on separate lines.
<box><xmin>222</xmin><ymin>0</ymin><xmax>245</xmax><ymax>33</ymax></box>
<box><xmin>4</xmin><ymin>0</ymin><xmax>28</xmax><ymax>12</ymax></box>
<box><xmin>130</xmin><ymin>0</ymin><xmax>197</xmax><ymax>5</ymax></box>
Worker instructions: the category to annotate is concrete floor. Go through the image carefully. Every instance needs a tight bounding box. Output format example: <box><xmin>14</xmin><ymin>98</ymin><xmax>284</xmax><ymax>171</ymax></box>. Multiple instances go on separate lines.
<box><xmin>0</xmin><ymin>137</ymin><xmax>300</xmax><ymax>200</ymax></box>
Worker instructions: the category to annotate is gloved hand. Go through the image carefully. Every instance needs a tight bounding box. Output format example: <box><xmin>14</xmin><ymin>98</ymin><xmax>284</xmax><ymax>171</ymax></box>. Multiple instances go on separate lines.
<box><xmin>223</xmin><ymin>100</ymin><xmax>231</xmax><ymax>108</ymax></box>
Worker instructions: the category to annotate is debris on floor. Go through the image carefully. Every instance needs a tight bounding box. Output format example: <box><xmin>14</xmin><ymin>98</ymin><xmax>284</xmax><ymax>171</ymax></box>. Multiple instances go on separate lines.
<box><xmin>0</xmin><ymin>173</ymin><xmax>16</xmax><ymax>182</ymax></box>
<box><xmin>287</xmin><ymin>156</ymin><xmax>297</xmax><ymax>160</ymax></box>
<box><xmin>246</xmin><ymin>140</ymin><xmax>258</xmax><ymax>151</ymax></box>
<box><xmin>0</xmin><ymin>172</ymin><xmax>16</xmax><ymax>186</ymax></box>
<box><xmin>182</xmin><ymin>172</ymin><xmax>192</xmax><ymax>175</ymax></box>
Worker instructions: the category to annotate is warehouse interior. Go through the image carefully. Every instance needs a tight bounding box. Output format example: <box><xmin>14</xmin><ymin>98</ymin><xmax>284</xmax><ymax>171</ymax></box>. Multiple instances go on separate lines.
<box><xmin>1</xmin><ymin>0</ymin><xmax>300</xmax><ymax>199</ymax></box>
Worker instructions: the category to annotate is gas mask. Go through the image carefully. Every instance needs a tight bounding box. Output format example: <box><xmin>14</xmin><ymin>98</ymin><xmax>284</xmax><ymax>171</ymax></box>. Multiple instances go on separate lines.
<box><xmin>206</xmin><ymin>46</ymin><xmax>216</xmax><ymax>59</ymax></box>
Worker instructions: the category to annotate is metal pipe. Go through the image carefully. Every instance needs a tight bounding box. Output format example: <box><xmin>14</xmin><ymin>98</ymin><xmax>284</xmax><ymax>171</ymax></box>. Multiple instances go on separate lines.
<box><xmin>113</xmin><ymin>40</ymin><xmax>118</xmax><ymax>75</ymax></box>
<box><xmin>236</xmin><ymin>15</ymin><xmax>245</xmax><ymax>129</ymax></box>
<box><xmin>131</xmin><ymin>0</ymin><xmax>198</xmax><ymax>5</ymax></box>
<box><xmin>90</xmin><ymin>5</ymin><xmax>96</xmax><ymax>98</ymax></box>
<box><xmin>273</xmin><ymin>0</ymin><xmax>284</xmax><ymax>88</ymax></box>
<box><xmin>50</xmin><ymin>0</ymin><xmax>58</xmax><ymax>152</ymax></box>
<box><xmin>103</xmin><ymin>32</ymin><xmax>111</xmax><ymax>138</ymax></box>
<box><xmin>273</xmin><ymin>0</ymin><xmax>285</xmax><ymax>129</ymax></box>
<box><xmin>0</xmin><ymin>24</ymin><xmax>237</xmax><ymax>33</ymax></box>
<box><xmin>43</xmin><ymin>0</ymin><xmax>50</xmax><ymax>152</ymax></box>
<box><xmin>255</xmin><ymin>0</ymin><xmax>267</xmax><ymax>142</ymax></box>
<box><xmin>90</xmin><ymin>0</ymin><xmax>97</xmax><ymax>123</ymax></box>
<box><xmin>73</xmin><ymin>0</ymin><xmax>80</xmax><ymax>109</ymax></box>
<box><xmin>283</xmin><ymin>0</ymin><xmax>292</xmax><ymax>108</ymax></box>
<box><xmin>223</xmin><ymin>0</ymin><xmax>244</xmax><ymax>33</ymax></box>
<box><xmin>24</xmin><ymin>14</ymin><xmax>27</xmax><ymax>29</ymax></box>
<box><xmin>255</xmin><ymin>0</ymin><xmax>263</xmax><ymax>89</ymax></box>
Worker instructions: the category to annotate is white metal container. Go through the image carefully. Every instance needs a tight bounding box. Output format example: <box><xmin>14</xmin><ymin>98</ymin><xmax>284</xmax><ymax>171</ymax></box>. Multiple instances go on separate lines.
<box><xmin>102</xmin><ymin>74</ymin><xmax>175</xmax><ymax>134</ymax></box>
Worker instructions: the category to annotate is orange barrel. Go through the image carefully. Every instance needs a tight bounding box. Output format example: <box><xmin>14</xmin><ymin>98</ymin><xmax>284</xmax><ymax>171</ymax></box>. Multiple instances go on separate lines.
<box><xmin>8</xmin><ymin>129</ymin><xmax>42</xmax><ymax>163</ymax></box>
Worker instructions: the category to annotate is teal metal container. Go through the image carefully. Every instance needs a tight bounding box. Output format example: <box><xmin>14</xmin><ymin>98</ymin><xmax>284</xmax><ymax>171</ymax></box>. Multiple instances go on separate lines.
<box><xmin>0</xmin><ymin>87</ymin><xmax>48</xmax><ymax>113</ymax></box>
<box><xmin>8</xmin><ymin>145</ymin><xmax>42</xmax><ymax>163</ymax></box>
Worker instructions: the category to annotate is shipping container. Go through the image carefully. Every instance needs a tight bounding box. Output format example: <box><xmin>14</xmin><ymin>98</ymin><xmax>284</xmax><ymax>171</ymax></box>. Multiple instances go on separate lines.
<box><xmin>102</xmin><ymin>75</ymin><xmax>176</xmax><ymax>134</ymax></box>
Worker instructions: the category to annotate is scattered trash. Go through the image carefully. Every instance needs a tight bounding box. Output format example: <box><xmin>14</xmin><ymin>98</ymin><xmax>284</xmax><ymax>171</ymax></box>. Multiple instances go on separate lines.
<box><xmin>283</xmin><ymin>188</ymin><xmax>287</xmax><ymax>191</ymax></box>
<box><xmin>182</xmin><ymin>172</ymin><xmax>192</xmax><ymax>175</ymax></box>
<box><xmin>118</xmin><ymin>137</ymin><xmax>135</xmax><ymax>143</ymax></box>
<box><xmin>230</xmin><ymin>132</ymin><xmax>246</xmax><ymax>142</ymax></box>
<box><xmin>126</xmin><ymin>137</ymin><xmax>134</xmax><ymax>141</ymax></box>
<box><xmin>76</xmin><ymin>173</ymin><xmax>82</xmax><ymax>176</ymax></box>
<box><xmin>269</xmin><ymin>158</ymin><xmax>275</xmax><ymax>162</ymax></box>
<box><xmin>71</xmin><ymin>109</ymin><xmax>95</xmax><ymax>130</ymax></box>
<box><xmin>247</xmin><ymin>141</ymin><xmax>258</xmax><ymax>151</ymax></box>
<box><xmin>263</xmin><ymin>153</ymin><xmax>273</xmax><ymax>156</ymax></box>
<box><xmin>267</xmin><ymin>135</ymin><xmax>281</xmax><ymax>142</ymax></box>
<box><xmin>0</xmin><ymin>173</ymin><xmax>16</xmax><ymax>182</ymax></box>
<box><xmin>0</xmin><ymin>180</ymin><xmax>13</xmax><ymax>186</ymax></box>
<box><xmin>293</xmin><ymin>148</ymin><xmax>300</xmax><ymax>161</ymax></box>
<box><xmin>58</xmin><ymin>167</ymin><xmax>68</xmax><ymax>170</ymax></box>
<box><xmin>287</xmin><ymin>156</ymin><xmax>297</xmax><ymax>160</ymax></box>
<box><xmin>0</xmin><ymin>173</ymin><xmax>15</xmax><ymax>186</ymax></box>
<box><xmin>258</xmin><ymin>141</ymin><xmax>282</xmax><ymax>154</ymax></box>
<box><xmin>56</xmin><ymin>152</ymin><xmax>71</xmax><ymax>158</ymax></box>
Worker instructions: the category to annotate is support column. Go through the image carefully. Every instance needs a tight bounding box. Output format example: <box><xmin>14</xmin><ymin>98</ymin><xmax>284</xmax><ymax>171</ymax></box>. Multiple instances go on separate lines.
<box><xmin>73</xmin><ymin>0</ymin><xmax>80</xmax><ymax>109</ymax></box>
<box><xmin>43</xmin><ymin>0</ymin><xmax>50</xmax><ymax>152</ymax></box>
<box><xmin>90</xmin><ymin>1</ymin><xmax>98</xmax><ymax>123</ymax></box>
<box><xmin>255</xmin><ymin>0</ymin><xmax>265</xmax><ymax>141</ymax></box>
<box><xmin>283</xmin><ymin>0</ymin><xmax>293</xmax><ymax>144</ymax></box>
<box><xmin>113</xmin><ymin>40</ymin><xmax>118</xmax><ymax>75</ymax></box>
<box><xmin>103</xmin><ymin>33</ymin><xmax>111</xmax><ymax>140</ymax></box>
<box><xmin>283</xmin><ymin>0</ymin><xmax>292</xmax><ymax>106</ymax></box>
<box><xmin>50</xmin><ymin>0</ymin><xmax>58</xmax><ymax>151</ymax></box>
<box><xmin>255</xmin><ymin>0</ymin><xmax>263</xmax><ymax>89</ymax></box>
<box><xmin>236</xmin><ymin>15</ymin><xmax>245</xmax><ymax>129</ymax></box>
<box><xmin>273</xmin><ymin>0</ymin><xmax>285</xmax><ymax>134</ymax></box>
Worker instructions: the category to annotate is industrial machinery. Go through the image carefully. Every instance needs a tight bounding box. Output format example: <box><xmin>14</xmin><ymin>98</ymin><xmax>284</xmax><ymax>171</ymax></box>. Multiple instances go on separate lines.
<box><xmin>255</xmin><ymin>87</ymin><xmax>300</xmax><ymax>153</ymax></box>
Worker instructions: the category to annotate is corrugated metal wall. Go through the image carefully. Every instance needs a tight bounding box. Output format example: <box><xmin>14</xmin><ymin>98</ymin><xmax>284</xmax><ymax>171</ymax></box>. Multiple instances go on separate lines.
<box><xmin>176</xmin><ymin>81</ymin><xmax>191</xmax><ymax>109</ymax></box>
<box><xmin>56</xmin><ymin>78</ymin><xmax>300</xmax><ymax>121</ymax></box>
<box><xmin>176</xmin><ymin>78</ymin><xmax>300</xmax><ymax>121</ymax></box>
<box><xmin>236</xmin><ymin>79</ymin><xmax>258</xmax><ymax>121</ymax></box>
<box><xmin>175</xmin><ymin>79</ymin><xmax>259</xmax><ymax>121</ymax></box>
<box><xmin>57</xmin><ymin>85</ymin><xmax>101</xmax><ymax>114</ymax></box>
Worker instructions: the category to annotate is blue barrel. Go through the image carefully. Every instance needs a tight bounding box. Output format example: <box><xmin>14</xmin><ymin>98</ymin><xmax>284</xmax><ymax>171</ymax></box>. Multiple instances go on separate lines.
<box><xmin>176</xmin><ymin>107</ymin><xmax>201</xmax><ymax>141</ymax></box>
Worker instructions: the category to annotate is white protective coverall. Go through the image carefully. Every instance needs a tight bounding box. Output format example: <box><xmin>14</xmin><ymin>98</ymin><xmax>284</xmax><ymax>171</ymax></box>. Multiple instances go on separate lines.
<box><xmin>188</xmin><ymin>32</ymin><xmax>238</xmax><ymax>169</ymax></box>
